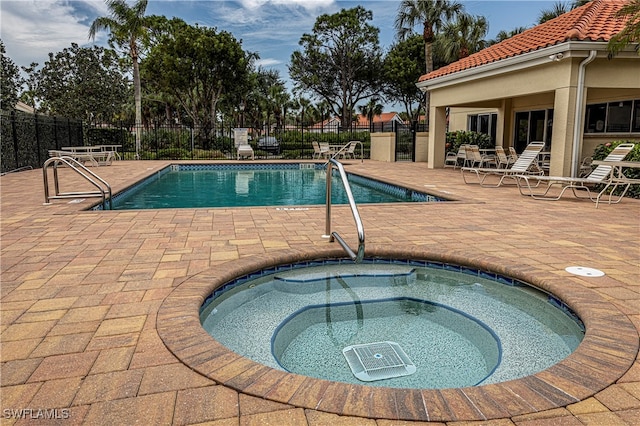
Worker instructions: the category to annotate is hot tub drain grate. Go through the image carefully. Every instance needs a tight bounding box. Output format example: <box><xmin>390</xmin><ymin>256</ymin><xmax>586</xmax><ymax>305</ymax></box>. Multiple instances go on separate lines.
<box><xmin>342</xmin><ymin>341</ymin><xmax>416</xmax><ymax>382</ymax></box>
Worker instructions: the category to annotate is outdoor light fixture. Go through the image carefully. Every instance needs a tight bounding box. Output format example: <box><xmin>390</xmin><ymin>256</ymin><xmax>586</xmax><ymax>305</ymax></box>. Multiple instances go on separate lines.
<box><xmin>549</xmin><ymin>53</ymin><xmax>564</xmax><ymax>61</ymax></box>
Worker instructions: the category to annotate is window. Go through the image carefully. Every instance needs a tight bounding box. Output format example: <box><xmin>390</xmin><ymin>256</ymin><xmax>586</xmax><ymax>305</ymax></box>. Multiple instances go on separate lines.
<box><xmin>467</xmin><ymin>113</ymin><xmax>497</xmax><ymax>144</ymax></box>
<box><xmin>513</xmin><ymin>109</ymin><xmax>553</xmax><ymax>153</ymax></box>
<box><xmin>585</xmin><ymin>99</ymin><xmax>639</xmax><ymax>134</ymax></box>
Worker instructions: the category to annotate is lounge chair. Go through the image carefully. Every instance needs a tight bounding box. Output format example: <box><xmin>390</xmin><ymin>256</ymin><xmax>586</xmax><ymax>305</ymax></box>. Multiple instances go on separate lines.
<box><xmin>461</xmin><ymin>141</ymin><xmax>545</xmax><ymax>187</ymax></box>
<box><xmin>233</xmin><ymin>128</ymin><xmax>254</xmax><ymax>160</ymax></box>
<box><xmin>515</xmin><ymin>143</ymin><xmax>635</xmax><ymax>206</ymax></box>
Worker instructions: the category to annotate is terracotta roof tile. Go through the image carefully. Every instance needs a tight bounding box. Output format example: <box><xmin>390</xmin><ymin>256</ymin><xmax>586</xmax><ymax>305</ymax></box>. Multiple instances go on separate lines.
<box><xmin>419</xmin><ymin>0</ymin><xmax>630</xmax><ymax>82</ymax></box>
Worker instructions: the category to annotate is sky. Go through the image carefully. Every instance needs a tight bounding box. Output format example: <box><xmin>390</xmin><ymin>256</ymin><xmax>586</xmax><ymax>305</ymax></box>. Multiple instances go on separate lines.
<box><xmin>1</xmin><ymin>0</ymin><xmax>556</xmax><ymax>91</ymax></box>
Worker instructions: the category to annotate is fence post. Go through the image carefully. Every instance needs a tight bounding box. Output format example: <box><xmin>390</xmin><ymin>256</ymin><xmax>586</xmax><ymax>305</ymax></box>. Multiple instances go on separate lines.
<box><xmin>53</xmin><ymin>116</ymin><xmax>58</xmax><ymax>149</ymax></box>
<box><xmin>34</xmin><ymin>113</ymin><xmax>42</xmax><ymax>166</ymax></box>
<box><xmin>11</xmin><ymin>110</ymin><xmax>19</xmax><ymax>169</ymax></box>
<box><xmin>66</xmin><ymin>118</ymin><xmax>71</xmax><ymax>148</ymax></box>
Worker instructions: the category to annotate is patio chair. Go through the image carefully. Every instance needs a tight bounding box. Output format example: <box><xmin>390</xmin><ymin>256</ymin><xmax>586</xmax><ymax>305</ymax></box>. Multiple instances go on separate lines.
<box><xmin>515</xmin><ymin>143</ymin><xmax>635</xmax><ymax>206</ymax></box>
<box><xmin>445</xmin><ymin>144</ymin><xmax>468</xmax><ymax>169</ymax></box>
<box><xmin>461</xmin><ymin>141</ymin><xmax>545</xmax><ymax>187</ymax></box>
<box><xmin>466</xmin><ymin>145</ymin><xmax>497</xmax><ymax>168</ymax></box>
<box><xmin>495</xmin><ymin>146</ymin><xmax>515</xmax><ymax>169</ymax></box>
<box><xmin>338</xmin><ymin>141</ymin><xmax>358</xmax><ymax>159</ymax></box>
<box><xmin>508</xmin><ymin>147</ymin><xmax>518</xmax><ymax>163</ymax></box>
<box><xmin>318</xmin><ymin>142</ymin><xmax>334</xmax><ymax>159</ymax></box>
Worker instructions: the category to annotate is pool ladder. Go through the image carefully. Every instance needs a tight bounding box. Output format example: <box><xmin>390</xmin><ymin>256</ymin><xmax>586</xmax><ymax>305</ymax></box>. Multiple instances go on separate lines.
<box><xmin>43</xmin><ymin>156</ymin><xmax>112</xmax><ymax>210</ymax></box>
<box><xmin>324</xmin><ymin>158</ymin><xmax>365</xmax><ymax>263</ymax></box>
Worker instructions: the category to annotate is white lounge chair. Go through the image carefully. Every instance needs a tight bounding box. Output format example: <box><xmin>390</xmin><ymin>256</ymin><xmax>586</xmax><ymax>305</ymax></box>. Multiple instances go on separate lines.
<box><xmin>515</xmin><ymin>143</ymin><xmax>635</xmax><ymax>206</ymax></box>
<box><xmin>461</xmin><ymin>141</ymin><xmax>545</xmax><ymax>187</ymax></box>
<box><xmin>233</xmin><ymin>128</ymin><xmax>254</xmax><ymax>160</ymax></box>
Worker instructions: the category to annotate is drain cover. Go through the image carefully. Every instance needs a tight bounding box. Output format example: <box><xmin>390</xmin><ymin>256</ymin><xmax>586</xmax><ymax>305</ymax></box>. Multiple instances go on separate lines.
<box><xmin>565</xmin><ymin>266</ymin><xmax>605</xmax><ymax>277</ymax></box>
<box><xmin>342</xmin><ymin>341</ymin><xmax>416</xmax><ymax>382</ymax></box>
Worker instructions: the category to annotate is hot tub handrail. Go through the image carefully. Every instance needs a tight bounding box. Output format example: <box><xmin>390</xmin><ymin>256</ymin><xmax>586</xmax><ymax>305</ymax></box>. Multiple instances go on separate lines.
<box><xmin>324</xmin><ymin>158</ymin><xmax>365</xmax><ymax>263</ymax></box>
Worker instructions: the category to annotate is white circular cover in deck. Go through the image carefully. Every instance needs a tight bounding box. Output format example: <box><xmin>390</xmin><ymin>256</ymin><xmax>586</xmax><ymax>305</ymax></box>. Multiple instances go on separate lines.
<box><xmin>565</xmin><ymin>266</ymin><xmax>605</xmax><ymax>277</ymax></box>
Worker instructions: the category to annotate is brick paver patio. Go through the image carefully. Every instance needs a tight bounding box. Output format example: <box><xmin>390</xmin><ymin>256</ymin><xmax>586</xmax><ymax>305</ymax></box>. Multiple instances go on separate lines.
<box><xmin>1</xmin><ymin>160</ymin><xmax>638</xmax><ymax>425</ymax></box>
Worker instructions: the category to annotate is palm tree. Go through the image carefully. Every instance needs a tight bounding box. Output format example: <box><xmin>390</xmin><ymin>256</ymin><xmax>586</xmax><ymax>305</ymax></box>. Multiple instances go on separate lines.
<box><xmin>608</xmin><ymin>0</ymin><xmax>640</xmax><ymax>58</ymax></box>
<box><xmin>538</xmin><ymin>1</ymin><xmax>571</xmax><ymax>24</ymax></box>
<box><xmin>89</xmin><ymin>0</ymin><xmax>149</xmax><ymax>159</ymax></box>
<box><xmin>395</xmin><ymin>0</ymin><xmax>464</xmax><ymax>124</ymax></box>
<box><xmin>488</xmin><ymin>27</ymin><xmax>528</xmax><ymax>45</ymax></box>
<box><xmin>358</xmin><ymin>98</ymin><xmax>384</xmax><ymax>131</ymax></box>
<box><xmin>437</xmin><ymin>13</ymin><xmax>488</xmax><ymax>62</ymax></box>
<box><xmin>538</xmin><ymin>1</ymin><xmax>590</xmax><ymax>24</ymax></box>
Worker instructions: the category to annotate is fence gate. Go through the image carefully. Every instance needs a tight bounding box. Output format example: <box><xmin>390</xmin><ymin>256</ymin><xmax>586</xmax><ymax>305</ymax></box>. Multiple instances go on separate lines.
<box><xmin>394</xmin><ymin>122</ymin><xmax>415</xmax><ymax>162</ymax></box>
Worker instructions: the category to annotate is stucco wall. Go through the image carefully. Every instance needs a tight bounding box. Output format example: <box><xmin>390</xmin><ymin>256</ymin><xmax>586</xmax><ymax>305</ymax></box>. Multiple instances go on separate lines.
<box><xmin>370</xmin><ymin>133</ymin><xmax>395</xmax><ymax>162</ymax></box>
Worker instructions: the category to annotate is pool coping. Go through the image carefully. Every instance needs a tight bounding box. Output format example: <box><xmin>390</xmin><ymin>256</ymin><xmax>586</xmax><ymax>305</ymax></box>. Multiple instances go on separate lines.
<box><xmin>157</xmin><ymin>245</ymin><xmax>639</xmax><ymax>422</ymax></box>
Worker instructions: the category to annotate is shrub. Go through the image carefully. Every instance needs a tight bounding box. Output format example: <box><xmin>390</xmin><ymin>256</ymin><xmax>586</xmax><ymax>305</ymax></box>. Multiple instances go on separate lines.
<box><xmin>445</xmin><ymin>130</ymin><xmax>491</xmax><ymax>153</ymax></box>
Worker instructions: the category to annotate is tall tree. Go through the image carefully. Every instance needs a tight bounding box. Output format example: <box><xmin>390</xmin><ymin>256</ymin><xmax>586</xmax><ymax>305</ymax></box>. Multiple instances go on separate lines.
<box><xmin>289</xmin><ymin>6</ymin><xmax>383</xmax><ymax>128</ymax></box>
<box><xmin>488</xmin><ymin>27</ymin><xmax>528</xmax><ymax>45</ymax></box>
<box><xmin>395</xmin><ymin>0</ymin><xmax>463</xmax><ymax>124</ymax></box>
<box><xmin>19</xmin><ymin>62</ymin><xmax>40</xmax><ymax>111</ymax></box>
<box><xmin>143</xmin><ymin>20</ymin><xmax>252</xmax><ymax>145</ymax></box>
<box><xmin>538</xmin><ymin>1</ymin><xmax>571</xmax><ymax>23</ymax></box>
<box><xmin>395</xmin><ymin>0</ymin><xmax>463</xmax><ymax>73</ymax></box>
<box><xmin>608</xmin><ymin>0</ymin><xmax>640</xmax><ymax>58</ymax></box>
<box><xmin>0</xmin><ymin>40</ymin><xmax>20</xmax><ymax>111</ymax></box>
<box><xmin>382</xmin><ymin>34</ymin><xmax>425</xmax><ymax>120</ymax></box>
<box><xmin>37</xmin><ymin>44</ymin><xmax>128</xmax><ymax>123</ymax></box>
<box><xmin>437</xmin><ymin>13</ymin><xmax>487</xmax><ymax>61</ymax></box>
<box><xmin>358</xmin><ymin>98</ymin><xmax>383</xmax><ymax>131</ymax></box>
<box><xmin>89</xmin><ymin>0</ymin><xmax>149</xmax><ymax>158</ymax></box>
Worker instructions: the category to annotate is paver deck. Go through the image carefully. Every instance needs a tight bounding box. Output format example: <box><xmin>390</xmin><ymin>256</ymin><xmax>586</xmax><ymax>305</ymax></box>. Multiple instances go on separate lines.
<box><xmin>1</xmin><ymin>160</ymin><xmax>638</xmax><ymax>425</ymax></box>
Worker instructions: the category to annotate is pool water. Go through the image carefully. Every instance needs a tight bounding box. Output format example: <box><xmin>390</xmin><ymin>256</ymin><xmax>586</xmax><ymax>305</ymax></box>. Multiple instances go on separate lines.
<box><xmin>107</xmin><ymin>164</ymin><xmax>443</xmax><ymax>209</ymax></box>
<box><xmin>200</xmin><ymin>261</ymin><xmax>584</xmax><ymax>389</ymax></box>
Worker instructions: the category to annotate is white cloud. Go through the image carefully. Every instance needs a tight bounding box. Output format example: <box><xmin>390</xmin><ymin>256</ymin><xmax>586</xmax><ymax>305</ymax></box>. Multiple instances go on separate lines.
<box><xmin>238</xmin><ymin>0</ymin><xmax>335</xmax><ymax>11</ymax></box>
<box><xmin>1</xmin><ymin>0</ymin><xmax>108</xmax><ymax>67</ymax></box>
<box><xmin>255</xmin><ymin>58</ymin><xmax>282</xmax><ymax>67</ymax></box>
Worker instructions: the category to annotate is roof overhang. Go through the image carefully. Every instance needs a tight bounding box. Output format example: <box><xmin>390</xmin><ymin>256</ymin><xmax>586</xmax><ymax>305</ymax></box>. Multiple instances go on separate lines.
<box><xmin>416</xmin><ymin>42</ymin><xmax>637</xmax><ymax>93</ymax></box>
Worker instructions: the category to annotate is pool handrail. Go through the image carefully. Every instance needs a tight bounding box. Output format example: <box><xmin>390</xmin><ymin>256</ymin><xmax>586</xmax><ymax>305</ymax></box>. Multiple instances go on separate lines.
<box><xmin>43</xmin><ymin>155</ymin><xmax>112</xmax><ymax>210</ymax></box>
<box><xmin>324</xmin><ymin>158</ymin><xmax>365</xmax><ymax>263</ymax></box>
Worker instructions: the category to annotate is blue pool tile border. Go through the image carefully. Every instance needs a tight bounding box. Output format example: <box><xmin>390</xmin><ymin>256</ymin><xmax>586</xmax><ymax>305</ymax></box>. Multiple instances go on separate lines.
<box><xmin>270</xmin><ymin>296</ymin><xmax>503</xmax><ymax>386</ymax></box>
<box><xmin>93</xmin><ymin>163</ymin><xmax>446</xmax><ymax>210</ymax></box>
<box><xmin>198</xmin><ymin>258</ymin><xmax>585</xmax><ymax>332</ymax></box>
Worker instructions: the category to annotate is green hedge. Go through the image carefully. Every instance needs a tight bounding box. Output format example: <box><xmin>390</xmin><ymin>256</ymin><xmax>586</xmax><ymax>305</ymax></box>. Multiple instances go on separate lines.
<box><xmin>445</xmin><ymin>130</ymin><xmax>491</xmax><ymax>154</ymax></box>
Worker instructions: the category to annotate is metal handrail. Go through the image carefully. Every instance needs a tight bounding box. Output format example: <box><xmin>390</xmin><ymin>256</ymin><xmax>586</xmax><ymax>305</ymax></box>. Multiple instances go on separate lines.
<box><xmin>324</xmin><ymin>158</ymin><xmax>365</xmax><ymax>263</ymax></box>
<box><xmin>1</xmin><ymin>165</ymin><xmax>33</xmax><ymax>176</ymax></box>
<box><xmin>43</xmin><ymin>156</ymin><xmax>112</xmax><ymax>210</ymax></box>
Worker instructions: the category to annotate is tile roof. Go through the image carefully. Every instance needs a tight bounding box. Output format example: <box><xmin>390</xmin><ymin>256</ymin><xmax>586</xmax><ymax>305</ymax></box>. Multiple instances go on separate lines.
<box><xmin>354</xmin><ymin>112</ymin><xmax>402</xmax><ymax>126</ymax></box>
<box><xmin>419</xmin><ymin>0</ymin><xmax>631</xmax><ymax>82</ymax></box>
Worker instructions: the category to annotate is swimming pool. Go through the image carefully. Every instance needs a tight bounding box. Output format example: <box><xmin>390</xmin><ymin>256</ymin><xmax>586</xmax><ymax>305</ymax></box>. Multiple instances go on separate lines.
<box><xmin>103</xmin><ymin>163</ymin><xmax>445</xmax><ymax>209</ymax></box>
<box><xmin>200</xmin><ymin>259</ymin><xmax>584</xmax><ymax>389</ymax></box>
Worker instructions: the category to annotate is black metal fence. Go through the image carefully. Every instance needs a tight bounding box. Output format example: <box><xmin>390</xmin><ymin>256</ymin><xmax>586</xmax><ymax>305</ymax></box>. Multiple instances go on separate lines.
<box><xmin>1</xmin><ymin>110</ymin><xmax>84</xmax><ymax>174</ymax></box>
<box><xmin>1</xmin><ymin>112</ymin><xmax>425</xmax><ymax>173</ymax></box>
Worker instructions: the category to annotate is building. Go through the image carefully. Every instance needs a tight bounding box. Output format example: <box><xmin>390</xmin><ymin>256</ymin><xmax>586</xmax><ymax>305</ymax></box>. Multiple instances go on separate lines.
<box><xmin>416</xmin><ymin>0</ymin><xmax>639</xmax><ymax>175</ymax></box>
